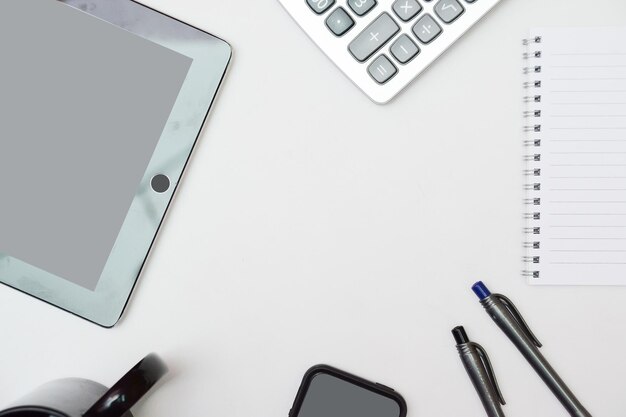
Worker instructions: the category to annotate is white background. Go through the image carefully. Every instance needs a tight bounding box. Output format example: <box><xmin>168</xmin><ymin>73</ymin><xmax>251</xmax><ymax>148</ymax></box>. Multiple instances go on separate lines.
<box><xmin>2</xmin><ymin>0</ymin><xmax>626</xmax><ymax>416</ymax></box>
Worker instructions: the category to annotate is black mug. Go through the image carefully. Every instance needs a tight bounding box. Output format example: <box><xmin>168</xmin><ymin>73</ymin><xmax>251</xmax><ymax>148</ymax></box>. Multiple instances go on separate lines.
<box><xmin>0</xmin><ymin>353</ymin><xmax>167</xmax><ymax>417</ymax></box>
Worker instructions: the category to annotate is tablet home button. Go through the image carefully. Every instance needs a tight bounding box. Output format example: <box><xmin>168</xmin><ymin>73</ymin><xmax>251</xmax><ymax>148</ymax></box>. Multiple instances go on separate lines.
<box><xmin>151</xmin><ymin>174</ymin><xmax>170</xmax><ymax>193</ymax></box>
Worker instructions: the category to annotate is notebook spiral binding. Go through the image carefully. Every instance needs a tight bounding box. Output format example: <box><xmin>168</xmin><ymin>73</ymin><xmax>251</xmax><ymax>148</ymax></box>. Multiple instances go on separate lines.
<box><xmin>522</xmin><ymin>35</ymin><xmax>543</xmax><ymax>279</ymax></box>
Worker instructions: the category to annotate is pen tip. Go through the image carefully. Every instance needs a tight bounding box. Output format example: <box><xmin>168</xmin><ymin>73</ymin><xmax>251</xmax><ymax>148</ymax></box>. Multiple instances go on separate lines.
<box><xmin>472</xmin><ymin>281</ymin><xmax>491</xmax><ymax>300</ymax></box>
<box><xmin>452</xmin><ymin>326</ymin><xmax>470</xmax><ymax>345</ymax></box>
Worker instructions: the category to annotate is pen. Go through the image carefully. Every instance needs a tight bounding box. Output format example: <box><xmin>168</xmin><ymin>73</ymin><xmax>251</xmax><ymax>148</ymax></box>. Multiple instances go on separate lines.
<box><xmin>452</xmin><ymin>326</ymin><xmax>506</xmax><ymax>417</ymax></box>
<box><xmin>472</xmin><ymin>281</ymin><xmax>592</xmax><ymax>417</ymax></box>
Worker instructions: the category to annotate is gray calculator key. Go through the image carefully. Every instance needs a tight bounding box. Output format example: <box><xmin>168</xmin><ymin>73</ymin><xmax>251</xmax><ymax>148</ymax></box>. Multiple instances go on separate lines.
<box><xmin>348</xmin><ymin>13</ymin><xmax>400</xmax><ymax>62</ymax></box>
<box><xmin>434</xmin><ymin>0</ymin><xmax>464</xmax><ymax>23</ymax></box>
<box><xmin>306</xmin><ymin>0</ymin><xmax>335</xmax><ymax>14</ymax></box>
<box><xmin>412</xmin><ymin>14</ymin><xmax>442</xmax><ymax>44</ymax></box>
<box><xmin>368</xmin><ymin>55</ymin><xmax>398</xmax><ymax>84</ymax></box>
<box><xmin>348</xmin><ymin>0</ymin><xmax>377</xmax><ymax>16</ymax></box>
<box><xmin>392</xmin><ymin>0</ymin><xmax>422</xmax><ymax>22</ymax></box>
<box><xmin>326</xmin><ymin>8</ymin><xmax>355</xmax><ymax>36</ymax></box>
<box><xmin>390</xmin><ymin>34</ymin><xmax>419</xmax><ymax>64</ymax></box>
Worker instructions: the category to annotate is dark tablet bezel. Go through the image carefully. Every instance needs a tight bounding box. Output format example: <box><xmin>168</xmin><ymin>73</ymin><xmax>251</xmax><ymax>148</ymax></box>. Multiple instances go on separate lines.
<box><xmin>0</xmin><ymin>0</ymin><xmax>231</xmax><ymax>327</ymax></box>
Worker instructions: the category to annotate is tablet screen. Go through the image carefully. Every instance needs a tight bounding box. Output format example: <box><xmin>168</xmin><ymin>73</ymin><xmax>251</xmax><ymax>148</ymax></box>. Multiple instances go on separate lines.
<box><xmin>0</xmin><ymin>0</ymin><xmax>192</xmax><ymax>290</ymax></box>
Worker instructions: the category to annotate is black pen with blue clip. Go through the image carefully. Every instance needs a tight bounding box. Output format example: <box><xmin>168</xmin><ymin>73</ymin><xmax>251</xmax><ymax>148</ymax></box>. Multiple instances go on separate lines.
<box><xmin>472</xmin><ymin>281</ymin><xmax>592</xmax><ymax>417</ymax></box>
<box><xmin>452</xmin><ymin>326</ymin><xmax>506</xmax><ymax>417</ymax></box>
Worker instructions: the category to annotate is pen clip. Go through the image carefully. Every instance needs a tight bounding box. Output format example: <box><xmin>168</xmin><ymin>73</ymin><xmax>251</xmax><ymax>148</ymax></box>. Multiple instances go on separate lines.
<box><xmin>494</xmin><ymin>293</ymin><xmax>543</xmax><ymax>348</ymax></box>
<box><xmin>470</xmin><ymin>342</ymin><xmax>506</xmax><ymax>406</ymax></box>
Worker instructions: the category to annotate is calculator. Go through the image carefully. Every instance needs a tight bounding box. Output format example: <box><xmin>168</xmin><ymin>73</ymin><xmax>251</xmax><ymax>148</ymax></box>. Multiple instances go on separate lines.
<box><xmin>278</xmin><ymin>0</ymin><xmax>502</xmax><ymax>103</ymax></box>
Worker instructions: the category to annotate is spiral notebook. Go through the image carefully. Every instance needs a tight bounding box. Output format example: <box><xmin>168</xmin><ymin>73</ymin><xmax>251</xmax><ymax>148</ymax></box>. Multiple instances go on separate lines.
<box><xmin>523</xmin><ymin>27</ymin><xmax>626</xmax><ymax>285</ymax></box>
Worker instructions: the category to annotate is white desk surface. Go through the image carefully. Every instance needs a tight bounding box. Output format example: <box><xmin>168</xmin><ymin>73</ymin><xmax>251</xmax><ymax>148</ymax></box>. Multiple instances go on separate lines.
<box><xmin>2</xmin><ymin>0</ymin><xmax>626</xmax><ymax>416</ymax></box>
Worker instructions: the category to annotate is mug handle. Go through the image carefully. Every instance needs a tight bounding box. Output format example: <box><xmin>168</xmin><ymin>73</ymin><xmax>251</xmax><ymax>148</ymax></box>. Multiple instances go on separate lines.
<box><xmin>83</xmin><ymin>353</ymin><xmax>168</xmax><ymax>417</ymax></box>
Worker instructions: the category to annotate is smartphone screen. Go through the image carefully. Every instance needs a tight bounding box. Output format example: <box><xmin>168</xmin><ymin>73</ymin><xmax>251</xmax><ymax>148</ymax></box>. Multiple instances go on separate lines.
<box><xmin>294</xmin><ymin>369</ymin><xmax>405</xmax><ymax>417</ymax></box>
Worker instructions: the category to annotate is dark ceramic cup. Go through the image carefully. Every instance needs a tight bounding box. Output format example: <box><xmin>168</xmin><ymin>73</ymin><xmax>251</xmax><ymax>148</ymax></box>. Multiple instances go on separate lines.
<box><xmin>0</xmin><ymin>353</ymin><xmax>167</xmax><ymax>417</ymax></box>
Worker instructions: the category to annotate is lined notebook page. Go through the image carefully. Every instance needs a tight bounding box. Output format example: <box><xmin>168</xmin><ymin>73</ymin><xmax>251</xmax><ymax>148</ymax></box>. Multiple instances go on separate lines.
<box><xmin>526</xmin><ymin>27</ymin><xmax>626</xmax><ymax>285</ymax></box>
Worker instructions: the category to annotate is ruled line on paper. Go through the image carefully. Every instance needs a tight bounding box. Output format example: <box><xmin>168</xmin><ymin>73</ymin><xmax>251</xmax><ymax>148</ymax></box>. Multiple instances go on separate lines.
<box><xmin>551</xmin><ymin>115</ymin><xmax>626</xmax><ymax>118</ymax></box>
<box><xmin>551</xmin><ymin>164</ymin><xmax>626</xmax><ymax>167</ymax></box>
<box><xmin>552</xmin><ymin>52</ymin><xmax>626</xmax><ymax>56</ymax></box>
<box><xmin>549</xmin><ymin>225</ymin><xmax>626</xmax><ymax>227</ymax></box>
<box><xmin>549</xmin><ymin>238</ymin><xmax>626</xmax><ymax>240</ymax></box>
<box><xmin>550</xmin><ymin>151</ymin><xmax>626</xmax><ymax>154</ymax></box>
<box><xmin>550</xmin><ymin>250</ymin><xmax>626</xmax><ymax>252</ymax></box>
<box><xmin>552</xmin><ymin>102</ymin><xmax>626</xmax><ymax>105</ymax></box>
<box><xmin>552</xmin><ymin>65</ymin><xmax>626</xmax><ymax>69</ymax></box>
<box><xmin>550</xmin><ymin>177</ymin><xmax>626</xmax><ymax>179</ymax></box>
<box><xmin>550</xmin><ymin>90</ymin><xmax>626</xmax><ymax>93</ymax></box>
<box><xmin>551</xmin><ymin>189</ymin><xmax>626</xmax><ymax>191</ymax></box>
<box><xmin>551</xmin><ymin>78</ymin><xmax>626</xmax><ymax>81</ymax></box>
<box><xmin>550</xmin><ymin>127</ymin><xmax>626</xmax><ymax>130</ymax></box>
<box><xmin>549</xmin><ymin>213</ymin><xmax>626</xmax><ymax>216</ymax></box>
<box><xmin>550</xmin><ymin>262</ymin><xmax>626</xmax><ymax>265</ymax></box>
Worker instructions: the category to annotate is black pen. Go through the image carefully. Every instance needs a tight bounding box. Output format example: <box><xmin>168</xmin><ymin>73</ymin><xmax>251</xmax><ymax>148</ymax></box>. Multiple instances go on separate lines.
<box><xmin>472</xmin><ymin>281</ymin><xmax>592</xmax><ymax>417</ymax></box>
<box><xmin>452</xmin><ymin>326</ymin><xmax>506</xmax><ymax>417</ymax></box>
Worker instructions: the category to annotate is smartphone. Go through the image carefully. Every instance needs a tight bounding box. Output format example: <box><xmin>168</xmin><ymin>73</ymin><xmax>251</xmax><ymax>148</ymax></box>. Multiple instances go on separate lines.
<box><xmin>289</xmin><ymin>365</ymin><xmax>408</xmax><ymax>417</ymax></box>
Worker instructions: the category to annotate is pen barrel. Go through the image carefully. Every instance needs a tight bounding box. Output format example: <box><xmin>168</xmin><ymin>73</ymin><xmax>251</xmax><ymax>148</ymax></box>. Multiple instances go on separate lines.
<box><xmin>482</xmin><ymin>297</ymin><xmax>592</xmax><ymax>417</ymax></box>
<box><xmin>458</xmin><ymin>345</ymin><xmax>506</xmax><ymax>417</ymax></box>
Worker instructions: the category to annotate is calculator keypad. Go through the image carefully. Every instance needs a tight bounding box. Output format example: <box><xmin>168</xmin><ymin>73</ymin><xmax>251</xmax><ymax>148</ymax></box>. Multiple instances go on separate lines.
<box><xmin>303</xmin><ymin>0</ymin><xmax>482</xmax><ymax>87</ymax></box>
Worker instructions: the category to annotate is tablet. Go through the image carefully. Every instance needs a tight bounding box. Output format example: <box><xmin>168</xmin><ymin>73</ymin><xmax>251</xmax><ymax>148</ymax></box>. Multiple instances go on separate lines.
<box><xmin>0</xmin><ymin>0</ymin><xmax>231</xmax><ymax>327</ymax></box>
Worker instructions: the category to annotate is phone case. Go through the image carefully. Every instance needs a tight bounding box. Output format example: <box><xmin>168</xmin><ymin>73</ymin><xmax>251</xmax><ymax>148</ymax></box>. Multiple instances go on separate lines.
<box><xmin>289</xmin><ymin>364</ymin><xmax>408</xmax><ymax>417</ymax></box>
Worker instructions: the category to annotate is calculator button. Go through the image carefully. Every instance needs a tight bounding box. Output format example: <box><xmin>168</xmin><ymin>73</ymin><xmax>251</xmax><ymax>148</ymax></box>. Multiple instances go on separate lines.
<box><xmin>434</xmin><ymin>0</ymin><xmax>464</xmax><ymax>23</ymax></box>
<box><xmin>348</xmin><ymin>0</ymin><xmax>377</xmax><ymax>16</ymax></box>
<box><xmin>368</xmin><ymin>55</ymin><xmax>398</xmax><ymax>84</ymax></box>
<box><xmin>412</xmin><ymin>14</ymin><xmax>442</xmax><ymax>44</ymax></box>
<box><xmin>326</xmin><ymin>8</ymin><xmax>355</xmax><ymax>36</ymax></box>
<box><xmin>348</xmin><ymin>13</ymin><xmax>400</xmax><ymax>62</ymax></box>
<box><xmin>392</xmin><ymin>0</ymin><xmax>422</xmax><ymax>22</ymax></box>
<box><xmin>306</xmin><ymin>0</ymin><xmax>335</xmax><ymax>14</ymax></box>
<box><xmin>390</xmin><ymin>35</ymin><xmax>419</xmax><ymax>64</ymax></box>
